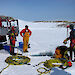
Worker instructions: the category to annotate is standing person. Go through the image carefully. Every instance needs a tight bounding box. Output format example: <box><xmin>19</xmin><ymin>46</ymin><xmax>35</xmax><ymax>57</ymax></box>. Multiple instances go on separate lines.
<box><xmin>0</xmin><ymin>18</ymin><xmax>2</xmax><ymax>27</ymax></box>
<box><xmin>63</xmin><ymin>24</ymin><xmax>75</xmax><ymax>61</ymax></box>
<box><xmin>20</xmin><ymin>25</ymin><xmax>32</xmax><ymax>52</ymax></box>
<box><xmin>8</xmin><ymin>26</ymin><xmax>18</xmax><ymax>55</ymax></box>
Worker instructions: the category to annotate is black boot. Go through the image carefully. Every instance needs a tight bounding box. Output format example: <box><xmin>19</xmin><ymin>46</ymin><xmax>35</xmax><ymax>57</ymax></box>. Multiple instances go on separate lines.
<box><xmin>28</xmin><ymin>44</ymin><xmax>30</xmax><ymax>48</ymax></box>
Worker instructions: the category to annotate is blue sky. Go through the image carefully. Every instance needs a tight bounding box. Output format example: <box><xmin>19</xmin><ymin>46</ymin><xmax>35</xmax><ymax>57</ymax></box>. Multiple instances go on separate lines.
<box><xmin>0</xmin><ymin>0</ymin><xmax>75</xmax><ymax>21</ymax></box>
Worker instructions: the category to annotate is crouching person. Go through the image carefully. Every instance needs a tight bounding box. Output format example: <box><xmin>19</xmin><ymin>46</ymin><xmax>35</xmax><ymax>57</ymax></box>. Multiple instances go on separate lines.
<box><xmin>53</xmin><ymin>46</ymin><xmax>72</xmax><ymax>68</ymax></box>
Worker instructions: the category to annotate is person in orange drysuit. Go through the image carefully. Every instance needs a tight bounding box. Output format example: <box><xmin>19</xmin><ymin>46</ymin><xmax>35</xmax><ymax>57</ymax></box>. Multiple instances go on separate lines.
<box><xmin>20</xmin><ymin>25</ymin><xmax>32</xmax><ymax>52</ymax></box>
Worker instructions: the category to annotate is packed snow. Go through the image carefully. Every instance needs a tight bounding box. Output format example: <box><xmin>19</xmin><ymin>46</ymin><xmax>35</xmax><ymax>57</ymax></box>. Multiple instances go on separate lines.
<box><xmin>0</xmin><ymin>19</ymin><xmax>75</xmax><ymax>75</ymax></box>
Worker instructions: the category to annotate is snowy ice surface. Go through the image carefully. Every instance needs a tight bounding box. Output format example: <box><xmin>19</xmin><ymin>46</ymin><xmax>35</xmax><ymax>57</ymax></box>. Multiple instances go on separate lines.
<box><xmin>0</xmin><ymin>19</ymin><xmax>74</xmax><ymax>75</ymax></box>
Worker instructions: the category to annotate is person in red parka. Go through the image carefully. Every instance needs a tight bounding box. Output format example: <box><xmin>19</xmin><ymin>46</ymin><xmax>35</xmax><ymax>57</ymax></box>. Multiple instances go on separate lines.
<box><xmin>20</xmin><ymin>25</ymin><xmax>32</xmax><ymax>52</ymax></box>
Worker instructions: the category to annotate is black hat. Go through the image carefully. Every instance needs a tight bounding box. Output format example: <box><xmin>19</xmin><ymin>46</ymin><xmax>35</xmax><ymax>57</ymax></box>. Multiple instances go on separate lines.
<box><xmin>25</xmin><ymin>25</ymin><xmax>28</xmax><ymax>27</ymax></box>
<box><xmin>56</xmin><ymin>46</ymin><xmax>67</xmax><ymax>51</ymax></box>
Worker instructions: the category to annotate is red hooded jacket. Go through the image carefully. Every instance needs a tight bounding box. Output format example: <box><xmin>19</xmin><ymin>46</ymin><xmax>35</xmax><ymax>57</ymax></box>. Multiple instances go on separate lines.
<box><xmin>20</xmin><ymin>28</ymin><xmax>32</xmax><ymax>37</ymax></box>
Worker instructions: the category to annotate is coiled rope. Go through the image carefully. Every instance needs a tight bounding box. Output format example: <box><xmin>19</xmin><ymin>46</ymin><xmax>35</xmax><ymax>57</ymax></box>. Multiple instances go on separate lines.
<box><xmin>36</xmin><ymin>58</ymin><xmax>69</xmax><ymax>75</ymax></box>
<box><xmin>0</xmin><ymin>55</ymin><xmax>30</xmax><ymax>74</ymax></box>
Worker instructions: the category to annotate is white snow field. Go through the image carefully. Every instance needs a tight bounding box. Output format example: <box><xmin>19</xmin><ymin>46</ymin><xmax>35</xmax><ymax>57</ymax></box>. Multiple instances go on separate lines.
<box><xmin>0</xmin><ymin>19</ymin><xmax>75</xmax><ymax>75</ymax></box>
